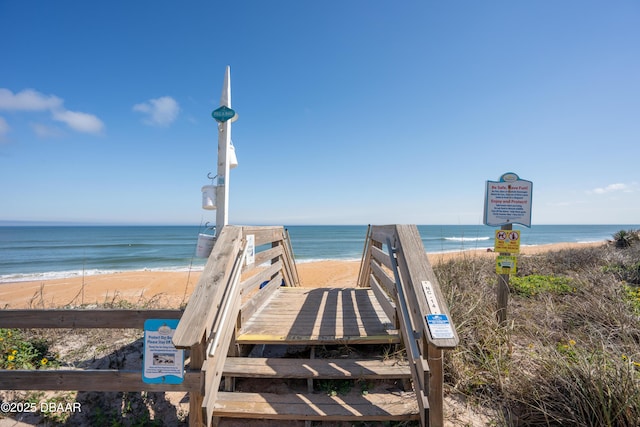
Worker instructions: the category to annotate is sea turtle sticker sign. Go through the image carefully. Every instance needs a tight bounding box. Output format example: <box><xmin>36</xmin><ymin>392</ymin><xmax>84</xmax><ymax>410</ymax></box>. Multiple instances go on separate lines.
<box><xmin>484</xmin><ymin>172</ymin><xmax>533</xmax><ymax>227</ymax></box>
<box><xmin>496</xmin><ymin>255</ymin><xmax>517</xmax><ymax>274</ymax></box>
<box><xmin>143</xmin><ymin>319</ymin><xmax>184</xmax><ymax>384</ymax></box>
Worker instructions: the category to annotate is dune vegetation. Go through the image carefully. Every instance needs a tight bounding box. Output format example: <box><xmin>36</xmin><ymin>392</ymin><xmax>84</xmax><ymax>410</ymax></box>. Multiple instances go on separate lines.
<box><xmin>436</xmin><ymin>229</ymin><xmax>640</xmax><ymax>426</ymax></box>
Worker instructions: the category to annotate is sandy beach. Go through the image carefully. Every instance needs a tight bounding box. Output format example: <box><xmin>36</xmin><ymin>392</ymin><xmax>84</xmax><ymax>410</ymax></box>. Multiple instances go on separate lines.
<box><xmin>0</xmin><ymin>242</ymin><xmax>604</xmax><ymax>309</ymax></box>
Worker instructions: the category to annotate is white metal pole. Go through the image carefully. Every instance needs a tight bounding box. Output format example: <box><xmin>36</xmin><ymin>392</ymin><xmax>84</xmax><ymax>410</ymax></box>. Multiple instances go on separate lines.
<box><xmin>215</xmin><ymin>66</ymin><xmax>232</xmax><ymax>232</ymax></box>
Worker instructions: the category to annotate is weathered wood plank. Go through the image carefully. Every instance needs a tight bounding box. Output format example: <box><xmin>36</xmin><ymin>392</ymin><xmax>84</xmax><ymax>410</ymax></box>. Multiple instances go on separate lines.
<box><xmin>213</xmin><ymin>391</ymin><xmax>421</xmax><ymax>421</ymax></box>
<box><xmin>370</xmin><ymin>225</ymin><xmax>396</xmax><ymax>247</ymax></box>
<box><xmin>394</xmin><ymin>225</ymin><xmax>458</xmax><ymax>349</ymax></box>
<box><xmin>369</xmin><ymin>274</ymin><xmax>397</xmax><ymax>328</ymax></box>
<box><xmin>237</xmin><ymin>288</ymin><xmax>399</xmax><ymax>345</ymax></box>
<box><xmin>244</xmin><ymin>245</ymin><xmax>282</xmax><ymax>272</ymax></box>
<box><xmin>240</xmin><ymin>226</ymin><xmax>284</xmax><ymax>247</ymax></box>
<box><xmin>223</xmin><ymin>357</ymin><xmax>410</xmax><ymax>379</ymax></box>
<box><xmin>0</xmin><ymin>309</ymin><xmax>182</xmax><ymax>329</ymax></box>
<box><xmin>173</xmin><ymin>226</ymin><xmax>242</xmax><ymax>349</ymax></box>
<box><xmin>240</xmin><ymin>261</ymin><xmax>282</xmax><ymax>295</ymax></box>
<box><xmin>239</xmin><ymin>272</ymin><xmax>282</xmax><ymax>324</ymax></box>
<box><xmin>0</xmin><ymin>369</ymin><xmax>200</xmax><ymax>392</ymax></box>
<box><xmin>369</xmin><ymin>259</ymin><xmax>396</xmax><ymax>297</ymax></box>
<box><xmin>203</xmin><ymin>296</ymin><xmax>241</xmax><ymax>426</ymax></box>
<box><xmin>371</xmin><ymin>244</ymin><xmax>392</xmax><ymax>270</ymax></box>
<box><xmin>281</xmin><ymin>229</ymin><xmax>300</xmax><ymax>286</ymax></box>
<box><xmin>356</xmin><ymin>225</ymin><xmax>372</xmax><ymax>288</ymax></box>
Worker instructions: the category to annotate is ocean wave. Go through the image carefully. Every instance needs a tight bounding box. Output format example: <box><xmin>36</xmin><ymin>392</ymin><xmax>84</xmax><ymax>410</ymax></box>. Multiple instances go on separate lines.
<box><xmin>294</xmin><ymin>257</ymin><xmax>361</xmax><ymax>264</ymax></box>
<box><xmin>0</xmin><ymin>265</ymin><xmax>205</xmax><ymax>284</ymax></box>
<box><xmin>443</xmin><ymin>236</ymin><xmax>491</xmax><ymax>242</ymax></box>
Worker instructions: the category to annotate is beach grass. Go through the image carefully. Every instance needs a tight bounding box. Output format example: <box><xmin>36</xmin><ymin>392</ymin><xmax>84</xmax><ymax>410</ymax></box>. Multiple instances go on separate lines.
<box><xmin>436</xmin><ymin>238</ymin><xmax>640</xmax><ymax>426</ymax></box>
<box><xmin>2</xmin><ymin>236</ymin><xmax>640</xmax><ymax>425</ymax></box>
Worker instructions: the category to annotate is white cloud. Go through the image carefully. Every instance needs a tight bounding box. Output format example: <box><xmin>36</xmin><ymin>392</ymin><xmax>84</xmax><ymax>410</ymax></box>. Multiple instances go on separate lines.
<box><xmin>590</xmin><ymin>183</ymin><xmax>630</xmax><ymax>194</ymax></box>
<box><xmin>0</xmin><ymin>88</ymin><xmax>63</xmax><ymax>111</ymax></box>
<box><xmin>0</xmin><ymin>88</ymin><xmax>105</xmax><ymax>136</ymax></box>
<box><xmin>133</xmin><ymin>96</ymin><xmax>179</xmax><ymax>126</ymax></box>
<box><xmin>52</xmin><ymin>109</ymin><xmax>104</xmax><ymax>134</ymax></box>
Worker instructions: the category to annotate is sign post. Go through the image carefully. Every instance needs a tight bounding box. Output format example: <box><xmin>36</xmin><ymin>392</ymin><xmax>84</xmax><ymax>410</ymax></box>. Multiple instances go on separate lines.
<box><xmin>214</xmin><ymin>66</ymin><xmax>234</xmax><ymax>233</ymax></box>
<box><xmin>483</xmin><ymin>172</ymin><xmax>533</xmax><ymax>325</ymax></box>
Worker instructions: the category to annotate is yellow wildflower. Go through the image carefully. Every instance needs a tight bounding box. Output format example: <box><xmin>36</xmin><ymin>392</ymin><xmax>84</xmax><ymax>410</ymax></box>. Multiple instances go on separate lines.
<box><xmin>7</xmin><ymin>355</ymin><xmax>15</xmax><ymax>361</ymax></box>
<box><xmin>568</xmin><ymin>339</ymin><xmax>576</xmax><ymax>346</ymax></box>
<box><xmin>40</xmin><ymin>358</ymin><xmax>48</xmax><ymax>366</ymax></box>
<box><xmin>11</xmin><ymin>349</ymin><xmax>17</xmax><ymax>355</ymax></box>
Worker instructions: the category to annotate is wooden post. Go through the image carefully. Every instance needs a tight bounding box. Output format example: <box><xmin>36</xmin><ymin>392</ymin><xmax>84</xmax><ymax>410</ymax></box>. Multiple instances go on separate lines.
<box><xmin>428</xmin><ymin>343</ymin><xmax>444</xmax><ymax>427</ymax></box>
<box><xmin>188</xmin><ymin>337</ymin><xmax>206</xmax><ymax>427</ymax></box>
<box><xmin>497</xmin><ymin>223</ymin><xmax>512</xmax><ymax>326</ymax></box>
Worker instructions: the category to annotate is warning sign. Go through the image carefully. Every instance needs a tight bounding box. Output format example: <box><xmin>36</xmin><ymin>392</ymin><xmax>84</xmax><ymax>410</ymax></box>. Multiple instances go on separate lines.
<box><xmin>494</xmin><ymin>229</ymin><xmax>520</xmax><ymax>253</ymax></box>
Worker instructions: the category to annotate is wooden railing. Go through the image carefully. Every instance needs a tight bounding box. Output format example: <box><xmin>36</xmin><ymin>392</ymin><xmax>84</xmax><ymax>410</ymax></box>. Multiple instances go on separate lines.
<box><xmin>357</xmin><ymin>224</ymin><xmax>459</xmax><ymax>427</ymax></box>
<box><xmin>1</xmin><ymin>224</ymin><xmax>453</xmax><ymax>427</ymax></box>
<box><xmin>0</xmin><ymin>309</ymin><xmax>198</xmax><ymax>392</ymax></box>
<box><xmin>172</xmin><ymin>225</ymin><xmax>299</xmax><ymax>427</ymax></box>
<box><xmin>0</xmin><ymin>225</ymin><xmax>299</xmax><ymax>427</ymax></box>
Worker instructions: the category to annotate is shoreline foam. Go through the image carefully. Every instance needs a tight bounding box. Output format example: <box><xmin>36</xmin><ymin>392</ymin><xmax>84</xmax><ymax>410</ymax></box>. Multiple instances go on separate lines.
<box><xmin>0</xmin><ymin>241</ymin><xmax>606</xmax><ymax>309</ymax></box>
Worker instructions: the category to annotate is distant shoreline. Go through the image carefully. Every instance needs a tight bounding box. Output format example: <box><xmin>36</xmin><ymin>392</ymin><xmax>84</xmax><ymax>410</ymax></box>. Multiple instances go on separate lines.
<box><xmin>0</xmin><ymin>241</ymin><xmax>606</xmax><ymax>309</ymax></box>
<box><xmin>0</xmin><ymin>240</ymin><xmax>608</xmax><ymax>284</ymax></box>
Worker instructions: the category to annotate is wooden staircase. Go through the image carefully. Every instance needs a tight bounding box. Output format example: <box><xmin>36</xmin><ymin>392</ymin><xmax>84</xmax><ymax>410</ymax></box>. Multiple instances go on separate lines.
<box><xmin>172</xmin><ymin>225</ymin><xmax>459</xmax><ymax>427</ymax></box>
<box><xmin>215</xmin><ymin>355</ymin><xmax>420</xmax><ymax>424</ymax></box>
<box><xmin>212</xmin><ymin>285</ymin><xmax>420</xmax><ymax>424</ymax></box>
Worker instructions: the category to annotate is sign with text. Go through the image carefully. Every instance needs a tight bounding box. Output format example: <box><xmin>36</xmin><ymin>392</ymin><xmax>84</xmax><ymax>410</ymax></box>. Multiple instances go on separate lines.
<box><xmin>496</xmin><ymin>255</ymin><xmax>517</xmax><ymax>274</ymax></box>
<box><xmin>212</xmin><ymin>105</ymin><xmax>236</xmax><ymax>123</ymax></box>
<box><xmin>426</xmin><ymin>314</ymin><xmax>455</xmax><ymax>339</ymax></box>
<box><xmin>484</xmin><ymin>172</ymin><xmax>533</xmax><ymax>227</ymax></box>
<box><xmin>494</xmin><ymin>229</ymin><xmax>521</xmax><ymax>253</ymax></box>
<box><xmin>143</xmin><ymin>319</ymin><xmax>184</xmax><ymax>384</ymax></box>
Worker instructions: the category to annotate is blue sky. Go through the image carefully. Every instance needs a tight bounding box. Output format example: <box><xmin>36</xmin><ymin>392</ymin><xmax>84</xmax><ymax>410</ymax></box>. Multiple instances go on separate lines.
<box><xmin>1</xmin><ymin>1</ymin><xmax>638</xmax><ymax>226</ymax></box>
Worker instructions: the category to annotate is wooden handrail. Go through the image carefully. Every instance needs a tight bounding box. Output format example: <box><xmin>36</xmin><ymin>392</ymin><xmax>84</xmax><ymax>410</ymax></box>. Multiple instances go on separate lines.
<box><xmin>0</xmin><ymin>224</ymin><xmax>304</xmax><ymax>427</ymax></box>
<box><xmin>362</xmin><ymin>225</ymin><xmax>459</xmax><ymax>427</ymax></box>
<box><xmin>173</xmin><ymin>226</ymin><xmax>242</xmax><ymax>349</ymax></box>
<box><xmin>0</xmin><ymin>309</ymin><xmax>182</xmax><ymax>329</ymax></box>
<box><xmin>171</xmin><ymin>224</ymin><xmax>300</xmax><ymax>426</ymax></box>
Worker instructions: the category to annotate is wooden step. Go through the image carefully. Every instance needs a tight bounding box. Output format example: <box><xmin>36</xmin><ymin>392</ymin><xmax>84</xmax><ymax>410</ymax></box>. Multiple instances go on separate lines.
<box><xmin>213</xmin><ymin>391</ymin><xmax>421</xmax><ymax>422</ymax></box>
<box><xmin>237</xmin><ymin>287</ymin><xmax>400</xmax><ymax>345</ymax></box>
<box><xmin>223</xmin><ymin>357</ymin><xmax>411</xmax><ymax>379</ymax></box>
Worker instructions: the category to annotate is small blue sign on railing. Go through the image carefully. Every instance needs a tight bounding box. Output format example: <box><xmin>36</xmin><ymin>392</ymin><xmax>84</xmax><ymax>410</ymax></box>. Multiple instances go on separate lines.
<box><xmin>212</xmin><ymin>106</ymin><xmax>236</xmax><ymax>123</ymax></box>
<box><xmin>143</xmin><ymin>319</ymin><xmax>184</xmax><ymax>384</ymax></box>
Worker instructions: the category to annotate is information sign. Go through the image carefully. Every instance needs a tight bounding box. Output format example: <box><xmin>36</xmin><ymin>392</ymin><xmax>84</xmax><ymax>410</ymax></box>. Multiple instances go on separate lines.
<box><xmin>212</xmin><ymin>106</ymin><xmax>236</xmax><ymax>123</ymax></box>
<box><xmin>496</xmin><ymin>255</ymin><xmax>517</xmax><ymax>275</ymax></box>
<box><xmin>484</xmin><ymin>172</ymin><xmax>533</xmax><ymax>227</ymax></box>
<box><xmin>426</xmin><ymin>314</ymin><xmax>455</xmax><ymax>339</ymax></box>
<box><xmin>143</xmin><ymin>319</ymin><xmax>184</xmax><ymax>384</ymax></box>
<box><xmin>494</xmin><ymin>229</ymin><xmax>521</xmax><ymax>253</ymax></box>
<box><xmin>246</xmin><ymin>234</ymin><xmax>255</xmax><ymax>266</ymax></box>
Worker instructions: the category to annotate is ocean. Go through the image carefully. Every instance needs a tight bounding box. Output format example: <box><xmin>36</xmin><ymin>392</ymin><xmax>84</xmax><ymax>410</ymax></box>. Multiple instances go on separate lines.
<box><xmin>0</xmin><ymin>224</ymin><xmax>637</xmax><ymax>283</ymax></box>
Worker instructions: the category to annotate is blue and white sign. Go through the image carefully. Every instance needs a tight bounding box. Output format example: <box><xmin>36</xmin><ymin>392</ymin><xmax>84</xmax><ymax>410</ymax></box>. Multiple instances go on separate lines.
<box><xmin>426</xmin><ymin>314</ymin><xmax>455</xmax><ymax>339</ymax></box>
<box><xmin>212</xmin><ymin>105</ymin><xmax>236</xmax><ymax>123</ymax></box>
<box><xmin>484</xmin><ymin>172</ymin><xmax>533</xmax><ymax>227</ymax></box>
<box><xmin>143</xmin><ymin>319</ymin><xmax>184</xmax><ymax>384</ymax></box>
